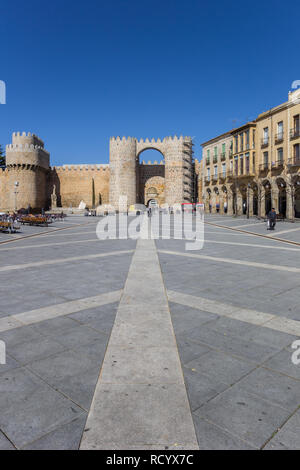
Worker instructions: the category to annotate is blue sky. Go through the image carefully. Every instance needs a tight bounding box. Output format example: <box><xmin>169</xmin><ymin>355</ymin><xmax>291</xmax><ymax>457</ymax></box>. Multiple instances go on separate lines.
<box><xmin>0</xmin><ymin>0</ymin><xmax>299</xmax><ymax>165</ymax></box>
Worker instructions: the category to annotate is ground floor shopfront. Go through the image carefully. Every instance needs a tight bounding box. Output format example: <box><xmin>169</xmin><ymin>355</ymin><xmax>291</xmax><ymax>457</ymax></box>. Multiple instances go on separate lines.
<box><xmin>204</xmin><ymin>174</ymin><xmax>300</xmax><ymax>219</ymax></box>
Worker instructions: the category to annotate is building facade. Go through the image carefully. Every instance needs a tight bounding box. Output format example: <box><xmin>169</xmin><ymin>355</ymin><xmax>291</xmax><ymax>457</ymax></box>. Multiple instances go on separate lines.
<box><xmin>202</xmin><ymin>88</ymin><xmax>300</xmax><ymax>218</ymax></box>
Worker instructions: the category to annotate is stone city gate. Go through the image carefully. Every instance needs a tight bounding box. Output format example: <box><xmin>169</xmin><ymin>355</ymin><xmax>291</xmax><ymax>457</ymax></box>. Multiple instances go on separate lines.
<box><xmin>109</xmin><ymin>136</ymin><xmax>194</xmax><ymax>210</ymax></box>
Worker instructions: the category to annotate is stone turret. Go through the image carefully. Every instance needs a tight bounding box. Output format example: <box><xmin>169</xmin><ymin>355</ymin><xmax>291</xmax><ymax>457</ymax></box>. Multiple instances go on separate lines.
<box><xmin>109</xmin><ymin>137</ymin><xmax>137</xmax><ymax>210</ymax></box>
<box><xmin>5</xmin><ymin>132</ymin><xmax>50</xmax><ymax>210</ymax></box>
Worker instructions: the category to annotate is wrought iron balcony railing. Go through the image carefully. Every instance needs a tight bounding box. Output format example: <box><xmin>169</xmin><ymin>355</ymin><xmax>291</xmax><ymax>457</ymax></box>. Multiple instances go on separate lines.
<box><xmin>259</xmin><ymin>162</ymin><xmax>269</xmax><ymax>171</ymax></box>
<box><xmin>275</xmin><ymin>133</ymin><xmax>284</xmax><ymax>144</ymax></box>
<box><xmin>261</xmin><ymin>139</ymin><xmax>269</xmax><ymax>148</ymax></box>
<box><xmin>287</xmin><ymin>157</ymin><xmax>300</xmax><ymax>167</ymax></box>
<box><xmin>290</xmin><ymin>128</ymin><xmax>300</xmax><ymax>139</ymax></box>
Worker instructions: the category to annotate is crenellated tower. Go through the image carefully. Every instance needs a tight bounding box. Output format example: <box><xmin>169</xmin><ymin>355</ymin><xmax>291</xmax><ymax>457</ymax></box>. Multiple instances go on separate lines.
<box><xmin>109</xmin><ymin>137</ymin><xmax>137</xmax><ymax>210</ymax></box>
<box><xmin>109</xmin><ymin>135</ymin><xmax>194</xmax><ymax>209</ymax></box>
<box><xmin>5</xmin><ymin>132</ymin><xmax>50</xmax><ymax>210</ymax></box>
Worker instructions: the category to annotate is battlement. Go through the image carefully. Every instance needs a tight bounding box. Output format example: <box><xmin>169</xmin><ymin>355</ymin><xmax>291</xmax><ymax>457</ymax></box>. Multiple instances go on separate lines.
<box><xmin>12</xmin><ymin>131</ymin><xmax>45</xmax><ymax>148</ymax></box>
<box><xmin>6</xmin><ymin>132</ymin><xmax>50</xmax><ymax>171</ymax></box>
<box><xmin>6</xmin><ymin>143</ymin><xmax>50</xmax><ymax>155</ymax></box>
<box><xmin>110</xmin><ymin>136</ymin><xmax>136</xmax><ymax>143</ymax></box>
<box><xmin>110</xmin><ymin>135</ymin><xmax>192</xmax><ymax>144</ymax></box>
<box><xmin>51</xmin><ymin>164</ymin><xmax>110</xmax><ymax>172</ymax></box>
<box><xmin>140</xmin><ymin>160</ymin><xmax>164</xmax><ymax>165</ymax></box>
<box><xmin>137</xmin><ymin>135</ymin><xmax>192</xmax><ymax>144</ymax></box>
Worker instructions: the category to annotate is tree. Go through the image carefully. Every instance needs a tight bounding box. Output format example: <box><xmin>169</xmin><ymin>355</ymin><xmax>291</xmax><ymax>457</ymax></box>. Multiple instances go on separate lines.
<box><xmin>0</xmin><ymin>144</ymin><xmax>5</xmax><ymax>167</ymax></box>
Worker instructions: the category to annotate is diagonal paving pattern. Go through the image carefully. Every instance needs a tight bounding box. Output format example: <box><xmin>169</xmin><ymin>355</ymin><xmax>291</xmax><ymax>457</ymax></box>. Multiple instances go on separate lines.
<box><xmin>80</xmin><ymin>238</ymin><xmax>198</xmax><ymax>450</ymax></box>
<box><xmin>0</xmin><ymin>214</ymin><xmax>300</xmax><ymax>449</ymax></box>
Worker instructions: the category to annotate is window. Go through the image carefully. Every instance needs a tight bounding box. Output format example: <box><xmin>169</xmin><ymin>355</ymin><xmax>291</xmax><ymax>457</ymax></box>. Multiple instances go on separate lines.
<box><xmin>294</xmin><ymin>144</ymin><xmax>300</xmax><ymax>161</ymax></box>
<box><xmin>294</xmin><ymin>115</ymin><xmax>299</xmax><ymax>132</ymax></box>
<box><xmin>245</xmin><ymin>153</ymin><xmax>249</xmax><ymax>174</ymax></box>
<box><xmin>263</xmin><ymin>127</ymin><xmax>269</xmax><ymax>145</ymax></box>
<box><xmin>234</xmin><ymin>156</ymin><xmax>238</xmax><ymax>174</ymax></box>
<box><xmin>234</xmin><ymin>135</ymin><xmax>238</xmax><ymax>153</ymax></box>
<box><xmin>253</xmin><ymin>152</ymin><xmax>255</xmax><ymax>166</ymax></box>
<box><xmin>252</xmin><ymin>129</ymin><xmax>256</xmax><ymax>149</ymax></box>
<box><xmin>263</xmin><ymin>151</ymin><xmax>269</xmax><ymax>167</ymax></box>
<box><xmin>222</xmin><ymin>163</ymin><xmax>226</xmax><ymax>176</ymax></box>
<box><xmin>214</xmin><ymin>165</ymin><xmax>218</xmax><ymax>177</ymax></box>
<box><xmin>246</xmin><ymin>130</ymin><xmax>250</xmax><ymax>149</ymax></box>
<box><xmin>207</xmin><ymin>168</ymin><xmax>210</xmax><ymax>181</ymax></box>
<box><xmin>214</xmin><ymin>146</ymin><xmax>218</xmax><ymax>156</ymax></box>
<box><xmin>240</xmin><ymin>155</ymin><xmax>244</xmax><ymax>174</ymax></box>
<box><xmin>277</xmin><ymin>121</ymin><xmax>283</xmax><ymax>140</ymax></box>
<box><xmin>240</xmin><ymin>133</ymin><xmax>244</xmax><ymax>152</ymax></box>
<box><xmin>277</xmin><ymin>148</ymin><xmax>283</xmax><ymax>163</ymax></box>
<box><xmin>207</xmin><ymin>149</ymin><xmax>210</xmax><ymax>158</ymax></box>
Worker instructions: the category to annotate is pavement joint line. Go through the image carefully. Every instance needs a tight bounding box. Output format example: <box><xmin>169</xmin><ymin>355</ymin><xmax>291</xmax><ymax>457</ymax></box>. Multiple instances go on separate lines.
<box><xmin>0</xmin><ymin>220</ymin><xmax>100</xmax><ymax>246</ymax></box>
<box><xmin>80</xmin><ymin>233</ymin><xmax>199</xmax><ymax>450</ymax></box>
<box><xmin>0</xmin><ymin>249</ymin><xmax>134</xmax><ymax>273</ymax></box>
<box><xmin>0</xmin><ymin>237</ymin><xmax>102</xmax><ymax>251</ymax></box>
<box><xmin>200</xmin><ymin>239</ymin><xmax>300</xmax><ymax>251</ymax></box>
<box><xmin>220</xmin><ymin>222</ymin><xmax>266</xmax><ymax>229</ymax></box>
<box><xmin>204</xmin><ymin>221</ymin><xmax>300</xmax><ymax>247</ymax></box>
<box><xmin>158</xmin><ymin>249</ymin><xmax>300</xmax><ymax>273</ymax></box>
<box><xmin>260</xmin><ymin>405</ymin><xmax>300</xmax><ymax>450</ymax></box>
<box><xmin>0</xmin><ymin>290</ymin><xmax>123</xmax><ymax>332</ymax></box>
<box><xmin>167</xmin><ymin>290</ymin><xmax>300</xmax><ymax>337</ymax></box>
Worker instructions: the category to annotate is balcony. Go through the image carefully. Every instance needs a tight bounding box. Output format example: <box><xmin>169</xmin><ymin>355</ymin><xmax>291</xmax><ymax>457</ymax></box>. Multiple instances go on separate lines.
<box><xmin>261</xmin><ymin>138</ymin><xmax>269</xmax><ymax>148</ymax></box>
<box><xmin>287</xmin><ymin>157</ymin><xmax>300</xmax><ymax>167</ymax></box>
<box><xmin>271</xmin><ymin>160</ymin><xmax>284</xmax><ymax>170</ymax></box>
<box><xmin>275</xmin><ymin>133</ymin><xmax>284</xmax><ymax>145</ymax></box>
<box><xmin>220</xmin><ymin>152</ymin><xmax>226</xmax><ymax>161</ymax></box>
<box><xmin>213</xmin><ymin>156</ymin><xmax>218</xmax><ymax>164</ymax></box>
<box><xmin>229</xmin><ymin>150</ymin><xmax>233</xmax><ymax>159</ymax></box>
<box><xmin>238</xmin><ymin>169</ymin><xmax>254</xmax><ymax>178</ymax></box>
<box><xmin>219</xmin><ymin>173</ymin><xmax>226</xmax><ymax>182</ymax></box>
<box><xmin>205</xmin><ymin>176</ymin><xmax>211</xmax><ymax>184</ymax></box>
<box><xmin>259</xmin><ymin>162</ymin><xmax>269</xmax><ymax>172</ymax></box>
<box><xmin>206</xmin><ymin>158</ymin><xmax>210</xmax><ymax>165</ymax></box>
<box><xmin>211</xmin><ymin>174</ymin><xmax>218</xmax><ymax>182</ymax></box>
<box><xmin>290</xmin><ymin>128</ymin><xmax>300</xmax><ymax>140</ymax></box>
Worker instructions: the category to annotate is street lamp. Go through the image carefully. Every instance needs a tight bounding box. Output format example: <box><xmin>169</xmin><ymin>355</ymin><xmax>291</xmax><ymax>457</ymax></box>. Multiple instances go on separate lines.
<box><xmin>14</xmin><ymin>181</ymin><xmax>19</xmax><ymax>212</ymax></box>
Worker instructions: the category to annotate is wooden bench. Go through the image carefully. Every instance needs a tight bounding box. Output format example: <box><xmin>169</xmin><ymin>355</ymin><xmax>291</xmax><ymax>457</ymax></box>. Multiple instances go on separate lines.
<box><xmin>20</xmin><ymin>215</ymin><xmax>50</xmax><ymax>227</ymax></box>
<box><xmin>0</xmin><ymin>221</ymin><xmax>21</xmax><ymax>233</ymax></box>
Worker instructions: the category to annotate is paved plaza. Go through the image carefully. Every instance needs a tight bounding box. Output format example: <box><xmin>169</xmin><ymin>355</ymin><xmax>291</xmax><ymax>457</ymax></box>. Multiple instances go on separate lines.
<box><xmin>0</xmin><ymin>214</ymin><xmax>299</xmax><ymax>449</ymax></box>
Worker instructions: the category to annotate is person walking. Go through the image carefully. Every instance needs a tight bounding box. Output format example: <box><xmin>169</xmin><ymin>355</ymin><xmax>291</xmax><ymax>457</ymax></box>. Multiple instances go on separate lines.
<box><xmin>267</xmin><ymin>207</ymin><xmax>276</xmax><ymax>230</ymax></box>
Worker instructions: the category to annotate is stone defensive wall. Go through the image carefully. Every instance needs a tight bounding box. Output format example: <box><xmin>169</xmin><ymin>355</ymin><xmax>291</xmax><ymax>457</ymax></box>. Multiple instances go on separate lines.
<box><xmin>50</xmin><ymin>164</ymin><xmax>110</xmax><ymax>208</ymax></box>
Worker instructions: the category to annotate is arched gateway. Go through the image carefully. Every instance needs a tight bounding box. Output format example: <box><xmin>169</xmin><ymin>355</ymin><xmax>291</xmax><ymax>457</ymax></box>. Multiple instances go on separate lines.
<box><xmin>109</xmin><ymin>136</ymin><xmax>194</xmax><ymax>210</ymax></box>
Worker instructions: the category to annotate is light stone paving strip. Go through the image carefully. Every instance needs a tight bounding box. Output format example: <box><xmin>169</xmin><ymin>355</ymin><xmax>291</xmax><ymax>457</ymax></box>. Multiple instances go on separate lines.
<box><xmin>0</xmin><ymin>290</ymin><xmax>122</xmax><ymax>332</ymax></box>
<box><xmin>0</xmin><ymin>249</ymin><xmax>134</xmax><ymax>272</ymax></box>
<box><xmin>80</xmin><ymin>238</ymin><xmax>198</xmax><ymax>450</ymax></box>
<box><xmin>269</xmin><ymin>227</ymin><xmax>300</xmax><ymax>236</ymax></box>
<box><xmin>167</xmin><ymin>290</ymin><xmax>300</xmax><ymax>337</ymax></box>
<box><xmin>158</xmin><ymin>250</ymin><xmax>300</xmax><ymax>273</ymax></box>
<box><xmin>191</xmin><ymin>239</ymin><xmax>300</xmax><ymax>252</ymax></box>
